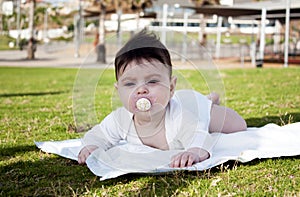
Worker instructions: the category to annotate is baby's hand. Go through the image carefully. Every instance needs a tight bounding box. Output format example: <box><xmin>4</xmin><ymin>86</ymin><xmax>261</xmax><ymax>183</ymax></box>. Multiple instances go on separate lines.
<box><xmin>78</xmin><ymin>145</ymin><xmax>98</xmax><ymax>164</ymax></box>
<box><xmin>170</xmin><ymin>148</ymin><xmax>209</xmax><ymax>168</ymax></box>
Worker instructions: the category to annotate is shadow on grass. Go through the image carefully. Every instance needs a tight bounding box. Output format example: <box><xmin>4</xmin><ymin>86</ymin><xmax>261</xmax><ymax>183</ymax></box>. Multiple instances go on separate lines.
<box><xmin>0</xmin><ymin>151</ymin><xmax>194</xmax><ymax>196</ymax></box>
<box><xmin>2</xmin><ymin>111</ymin><xmax>300</xmax><ymax>196</ymax></box>
<box><xmin>245</xmin><ymin>112</ymin><xmax>300</xmax><ymax>127</ymax></box>
<box><xmin>0</xmin><ymin>144</ymin><xmax>194</xmax><ymax>196</ymax></box>
<box><xmin>0</xmin><ymin>91</ymin><xmax>67</xmax><ymax>98</ymax></box>
<box><xmin>0</xmin><ymin>155</ymin><xmax>94</xmax><ymax>196</ymax></box>
<box><xmin>0</xmin><ymin>144</ymin><xmax>37</xmax><ymax>157</ymax></box>
<box><xmin>1</xmin><ymin>143</ymin><xmax>300</xmax><ymax>196</ymax></box>
<box><xmin>199</xmin><ymin>155</ymin><xmax>300</xmax><ymax>172</ymax></box>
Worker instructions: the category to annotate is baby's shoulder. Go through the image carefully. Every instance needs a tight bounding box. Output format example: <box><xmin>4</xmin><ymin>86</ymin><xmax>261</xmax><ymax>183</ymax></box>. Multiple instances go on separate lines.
<box><xmin>171</xmin><ymin>89</ymin><xmax>211</xmax><ymax>116</ymax></box>
<box><xmin>100</xmin><ymin>107</ymin><xmax>133</xmax><ymax>132</ymax></box>
<box><xmin>173</xmin><ymin>89</ymin><xmax>207</xmax><ymax>103</ymax></box>
<box><xmin>110</xmin><ymin>107</ymin><xmax>132</xmax><ymax>119</ymax></box>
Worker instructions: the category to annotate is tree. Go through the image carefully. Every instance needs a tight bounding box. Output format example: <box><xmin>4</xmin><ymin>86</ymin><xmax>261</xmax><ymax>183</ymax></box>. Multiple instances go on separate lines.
<box><xmin>115</xmin><ymin>0</ymin><xmax>152</xmax><ymax>45</ymax></box>
<box><xmin>92</xmin><ymin>0</ymin><xmax>153</xmax><ymax>63</ymax></box>
<box><xmin>130</xmin><ymin>0</ymin><xmax>152</xmax><ymax>30</ymax></box>
<box><xmin>96</xmin><ymin>0</ymin><xmax>108</xmax><ymax>63</ymax></box>
<box><xmin>191</xmin><ymin>0</ymin><xmax>220</xmax><ymax>44</ymax></box>
<box><xmin>27</xmin><ymin>0</ymin><xmax>36</xmax><ymax>60</ymax></box>
<box><xmin>0</xmin><ymin>0</ymin><xmax>5</xmax><ymax>33</ymax></box>
<box><xmin>192</xmin><ymin>0</ymin><xmax>220</xmax><ymax>6</ymax></box>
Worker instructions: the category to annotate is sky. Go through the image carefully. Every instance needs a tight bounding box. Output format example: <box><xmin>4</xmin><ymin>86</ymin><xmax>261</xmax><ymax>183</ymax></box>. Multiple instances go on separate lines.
<box><xmin>42</xmin><ymin>0</ymin><xmax>234</xmax><ymax>6</ymax></box>
<box><xmin>220</xmin><ymin>0</ymin><xmax>234</xmax><ymax>6</ymax></box>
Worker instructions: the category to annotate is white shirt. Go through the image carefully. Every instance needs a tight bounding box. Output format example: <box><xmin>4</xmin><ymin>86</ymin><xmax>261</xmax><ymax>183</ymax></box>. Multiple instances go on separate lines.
<box><xmin>82</xmin><ymin>89</ymin><xmax>214</xmax><ymax>154</ymax></box>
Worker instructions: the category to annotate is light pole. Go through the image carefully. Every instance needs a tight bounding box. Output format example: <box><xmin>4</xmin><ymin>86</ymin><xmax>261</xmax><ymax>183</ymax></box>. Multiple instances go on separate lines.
<box><xmin>43</xmin><ymin>7</ymin><xmax>51</xmax><ymax>43</ymax></box>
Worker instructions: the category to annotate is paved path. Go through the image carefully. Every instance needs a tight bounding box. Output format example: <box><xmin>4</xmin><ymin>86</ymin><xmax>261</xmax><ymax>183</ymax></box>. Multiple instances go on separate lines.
<box><xmin>0</xmin><ymin>42</ymin><xmax>297</xmax><ymax>69</ymax></box>
<box><xmin>0</xmin><ymin>43</ymin><xmax>112</xmax><ymax>68</ymax></box>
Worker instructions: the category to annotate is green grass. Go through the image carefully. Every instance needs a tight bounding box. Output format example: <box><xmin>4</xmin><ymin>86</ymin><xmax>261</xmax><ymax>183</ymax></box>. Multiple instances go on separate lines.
<box><xmin>0</xmin><ymin>35</ymin><xmax>17</xmax><ymax>50</ymax></box>
<box><xmin>0</xmin><ymin>67</ymin><xmax>299</xmax><ymax>196</ymax></box>
<box><xmin>187</xmin><ymin>32</ymin><xmax>274</xmax><ymax>45</ymax></box>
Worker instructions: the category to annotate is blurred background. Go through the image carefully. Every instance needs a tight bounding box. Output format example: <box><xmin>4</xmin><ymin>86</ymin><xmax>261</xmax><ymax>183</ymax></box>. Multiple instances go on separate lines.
<box><xmin>0</xmin><ymin>0</ymin><xmax>299</xmax><ymax>67</ymax></box>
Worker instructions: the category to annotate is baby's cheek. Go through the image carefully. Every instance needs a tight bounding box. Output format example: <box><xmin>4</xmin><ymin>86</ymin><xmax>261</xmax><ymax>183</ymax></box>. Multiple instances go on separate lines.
<box><xmin>127</xmin><ymin>96</ymin><xmax>137</xmax><ymax>111</ymax></box>
<box><xmin>125</xmin><ymin>99</ymin><xmax>134</xmax><ymax>111</ymax></box>
<box><xmin>156</xmin><ymin>95</ymin><xmax>169</xmax><ymax>106</ymax></box>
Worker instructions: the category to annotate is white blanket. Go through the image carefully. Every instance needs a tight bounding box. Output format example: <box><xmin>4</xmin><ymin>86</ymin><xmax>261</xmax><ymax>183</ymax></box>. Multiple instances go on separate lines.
<box><xmin>35</xmin><ymin>123</ymin><xmax>300</xmax><ymax>181</ymax></box>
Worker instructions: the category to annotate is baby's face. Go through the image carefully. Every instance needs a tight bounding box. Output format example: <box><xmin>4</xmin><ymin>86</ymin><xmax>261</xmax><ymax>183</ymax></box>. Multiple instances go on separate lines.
<box><xmin>115</xmin><ymin>59</ymin><xmax>176</xmax><ymax>115</ymax></box>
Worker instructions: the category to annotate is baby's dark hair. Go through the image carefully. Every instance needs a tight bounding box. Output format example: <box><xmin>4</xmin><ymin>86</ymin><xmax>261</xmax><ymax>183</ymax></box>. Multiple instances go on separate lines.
<box><xmin>114</xmin><ymin>30</ymin><xmax>172</xmax><ymax>80</ymax></box>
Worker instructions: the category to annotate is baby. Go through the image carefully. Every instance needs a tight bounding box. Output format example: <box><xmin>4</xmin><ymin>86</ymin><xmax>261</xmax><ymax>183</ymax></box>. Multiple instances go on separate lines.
<box><xmin>78</xmin><ymin>30</ymin><xmax>246</xmax><ymax>168</ymax></box>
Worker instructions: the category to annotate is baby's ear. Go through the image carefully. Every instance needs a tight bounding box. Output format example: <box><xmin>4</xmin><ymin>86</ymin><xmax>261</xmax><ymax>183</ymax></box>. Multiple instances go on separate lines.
<box><xmin>170</xmin><ymin>76</ymin><xmax>177</xmax><ymax>96</ymax></box>
<box><xmin>114</xmin><ymin>82</ymin><xmax>118</xmax><ymax>90</ymax></box>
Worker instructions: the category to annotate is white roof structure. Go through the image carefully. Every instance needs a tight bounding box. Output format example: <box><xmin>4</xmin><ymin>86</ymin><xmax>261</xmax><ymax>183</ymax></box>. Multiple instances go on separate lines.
<box><xmin>232</xmin><ymin>0</ymin><xmax>300</xmax><ymax>10</ymax></box>
<box><xmin>181</xmin><ymin>0</ymin><xmax>299</xmax><ymax>67</ymax></box>
<box><xmin>181</xmin><ymin>0</ymin><xmax>300</xmax><ymax>19</ymax></box>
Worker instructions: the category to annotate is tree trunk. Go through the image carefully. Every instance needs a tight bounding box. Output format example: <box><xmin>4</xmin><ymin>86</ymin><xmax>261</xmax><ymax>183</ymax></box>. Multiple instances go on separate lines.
<box><xmin>0</xmin><ymin>14</ymin><xmax>2</xmax><ymax>33</ymax></box>
<box><xmin>27</xmin><ymin>0</ymin><xmax>36</xmax><ymax>60</ymax></box>
<box><xmin>96</xmin><ymin>2</ymin><xmax>106</xmax><ymax>63</ymax></box>
<box><xmin>0</xmin><ymin>0</ymin><xmax>3</xmax><ymax>32</ymax></box>
<box><xmin>116</xmin><ymin>0</ymin><xmax>122</xmax><ymax>47</ymax></box>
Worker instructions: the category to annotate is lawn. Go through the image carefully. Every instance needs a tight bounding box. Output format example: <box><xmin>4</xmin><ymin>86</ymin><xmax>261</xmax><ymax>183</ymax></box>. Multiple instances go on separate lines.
<box><xmin>0</xmin><ymin>35</ymin><xmax>17</xmax><ymax>50</ymax></box>
<box><xmin>0</xmin><ymin>67</ymin><xmax>299</xmax><ymax>196</ymax></box>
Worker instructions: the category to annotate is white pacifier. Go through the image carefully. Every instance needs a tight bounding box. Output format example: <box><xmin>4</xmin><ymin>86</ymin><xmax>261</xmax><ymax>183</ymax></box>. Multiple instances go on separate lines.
<box><xmin>136</xmin><ymin>98</ymin><xmax>151</xmax><ymax>111</ymax></box>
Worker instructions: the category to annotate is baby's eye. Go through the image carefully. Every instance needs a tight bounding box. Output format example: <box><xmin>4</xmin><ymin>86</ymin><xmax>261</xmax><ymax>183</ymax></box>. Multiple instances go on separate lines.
<box><xmin>147</xmin><ymin>80</ymin><xmax>159</xmax><ymax>84</ymax></box>
<box><xmin>124</xmin><ymin>82</ymin><xmax>135</xmax><ymax>87</ymax></box>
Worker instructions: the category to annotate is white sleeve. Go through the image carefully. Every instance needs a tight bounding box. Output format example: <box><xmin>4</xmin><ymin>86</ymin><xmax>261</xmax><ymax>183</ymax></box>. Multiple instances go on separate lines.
<box><xmin>176</xmin><ymin>111</ymin><xmax>214</xmax><ymax>155</ymax></box>
<box><xmin>172</xmin><ymin>90</ymin><xmax>214</xmax><ymax>154</ymax></box>
<box><xmin>188</xmin><ymin>132</ymin><xmax>215</xmax><ymax>154</ymax></box>
<box><xmin>82</xmin><ymin>109</ymin><xmax>128</xmax><ymax>151</ymax></box>
<box><xmin>174</xmin><ymin>90</ymin><xmax>212</xmax><ymax>131</ymax></box>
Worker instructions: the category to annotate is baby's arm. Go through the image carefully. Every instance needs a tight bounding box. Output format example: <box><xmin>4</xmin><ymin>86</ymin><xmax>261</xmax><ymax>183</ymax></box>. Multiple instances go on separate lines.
<box><xmin>77</xmin><ymin>111</ymin><xmax>124</xmax><ymax>164</ymax></box>
<box><xmin>170</xmin><ymin>147</ymin><xmax>209</xmax><ymax>168</ymax></box>
<box><xmin>207</xmin><ymin>92</ymin><xmax>246</xmax><ymax>133</ymax></box>
<box><xmin>77</xmin><ymin>124</ymin><xmax>117</xmax><ymax>164</ymax></box>
<box><xmin>78</xmin><ymin>131</ymin><xmax>115</xmax><ymax>164</ymax></box>
<box><xmin>209</xmin><ymin>104</ymin><xmax>247</xmax><ymax>133</ymax></box>
<box><xmin>77</xmin><ymin>129</ymin><xmax>109</xmax><ymax>164</ymax></box>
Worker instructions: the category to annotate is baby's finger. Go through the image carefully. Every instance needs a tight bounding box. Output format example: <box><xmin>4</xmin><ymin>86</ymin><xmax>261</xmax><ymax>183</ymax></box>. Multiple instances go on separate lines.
<box><xmin>170</xmin><ymin>153</ymin><xmax>183</xmax><ymax>168</ymax></box>
<box><xmin>180</xmin><ymin>153</ymin><xmax>189</xmax><ymax>168</ymax></box>
<box><xmin>78</xmin><ymin>154</ymin><xmax>85</xmax><ymax>164</ymax></box>
<box><xmin>78</xmin><ymin>148</ymin><xmax>90</xmax><ymax>164</ymax></box>
<box><xmin>78</xmin><ymin>151</ymin><xmax>84</xmax><ymax>164</ymax></box>
<box><xmin>187</xmin><ymin>154</ymin><xmax>195</xmax><ymax>167</ymax></box>
<box><xmin>78</xmin><ymin>153</ymin><xmax>87</xmax><ymax>164</ymax></box>
<box><xmin>171</xmin><ymin>157</ymin><xmax>181</xmax><ymax>168</ymax></box>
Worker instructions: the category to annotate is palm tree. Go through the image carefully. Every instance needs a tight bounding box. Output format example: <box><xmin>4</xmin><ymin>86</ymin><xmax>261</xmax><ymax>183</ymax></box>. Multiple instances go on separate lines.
<box><xmin>192</xmin><ymin>0</ymin><xmax>220</xmax><ymax>6</ymax></box>
<box><xmin>95</xmin><ymin>1</ymin><xmax>105</xmax><ymax>63</ymax></box>
<box><xmin>95</xmin><ymin>0</ymin><xmax>115</xmax><ymax>63</ymax></box>
<box><xmin>130</xmin><ymin>0</ymin><xmax>152</xmax><ymax>29</ymax></box>
<box><xmin>114</xmin><ymin>0</ymin><xmax>152</xmax><ymax>46</ymax></box>
<box><xmin>90</xmin><ymin>0</ymin><xmax>153</xmax><ymax>63</ymax></box>
<box><xmin>191</xmin><ymin>0</ymin><xmax>220</xmax><ymax>44</ymax></box>
<box><xmin>27</xmin><ymin>0</ymin><xmax>36</xmax><ymax>60</ymax></box>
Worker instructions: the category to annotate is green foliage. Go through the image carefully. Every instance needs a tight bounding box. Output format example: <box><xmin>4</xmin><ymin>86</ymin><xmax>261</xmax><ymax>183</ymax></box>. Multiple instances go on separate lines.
<box><xmin>1</xmin><ymin>15</ymin><xmax>10</xmax><ymax>31</ymax></box>
<box><xmin>49</xmin><ymin>15</ymin><xmax>63</xmax><ymax>26</ymax></box>
<box><xmin>0</xmin><ymin>67</ymin><xmax>299</xmax><ymax>196</ymax></box>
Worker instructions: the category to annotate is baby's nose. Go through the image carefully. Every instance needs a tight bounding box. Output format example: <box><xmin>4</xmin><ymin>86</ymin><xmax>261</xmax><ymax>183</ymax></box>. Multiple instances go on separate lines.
<box><xmin>136</xmin><ymin>84</ymin><xmax>149</xmax><ymax>95</ymax></box>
